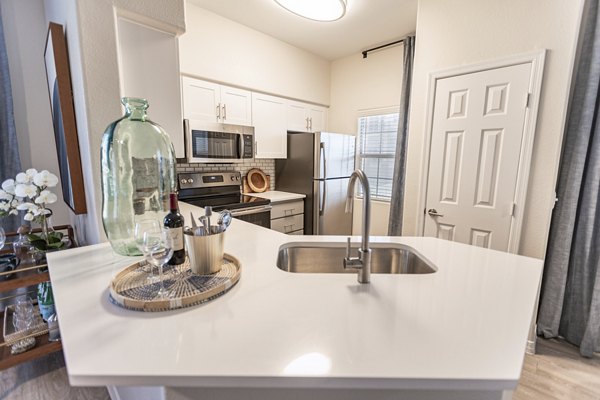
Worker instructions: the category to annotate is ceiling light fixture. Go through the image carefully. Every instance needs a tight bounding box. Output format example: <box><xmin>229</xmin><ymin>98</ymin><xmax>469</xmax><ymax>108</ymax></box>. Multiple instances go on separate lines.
<box><xmin>274</xmin><ymin>0</ymin><xmax>347</xmax><ymax>22</ymax></box>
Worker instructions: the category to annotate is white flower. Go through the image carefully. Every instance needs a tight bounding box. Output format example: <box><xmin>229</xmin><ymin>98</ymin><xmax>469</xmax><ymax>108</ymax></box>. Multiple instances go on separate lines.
<box><xmin>0</xmin><ymin>202</ymin><xmax>9</xmax><ymax>211</ymax></box>
<box><xmin>1</xmin><ymin>179</ymin><xmax>15</xmax><ymax>194</ymax></box>
<box><xmin>33</xmin><ymin>170</ymin><xmax>59</xmax><ymax>188</ymax></box>
<box><xmin>16</xmin><ymin>173</ymin><xmax>30</xmax><ymax>184</ymax></box>
<box><xmin>15</xmin><ymin>183</ymin><xmax>37</xmax><ymax>198</ymax></box>
<box><xmin>35</xmin><ymin>190</ymin><xmax>57</xmax><ymax>205</ymax></box>
<box><xmin>0</xmin><ymin>190</ymin><xmax>11</xmax><ymax>201</ymax></box>
<box><xmin>24</xmin><ymin>212</ymin><xmax>34</xmax><ymax>221</ymax></box>
<box><xmin>9</xmin><ymin>209</ymin><xmax>17</xmax><ymax>216</ymax></box>
<box><xmin>17</xmin><ymin>202</ymin><xmax>39</xmax><ymax>213</ymax></box>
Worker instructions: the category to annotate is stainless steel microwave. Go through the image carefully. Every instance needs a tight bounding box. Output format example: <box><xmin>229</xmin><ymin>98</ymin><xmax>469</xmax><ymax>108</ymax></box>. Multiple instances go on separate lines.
<box><xmin>184</xmin><ymin>119</ymin><xmax>254</xmax><ymax>163</ymax></box>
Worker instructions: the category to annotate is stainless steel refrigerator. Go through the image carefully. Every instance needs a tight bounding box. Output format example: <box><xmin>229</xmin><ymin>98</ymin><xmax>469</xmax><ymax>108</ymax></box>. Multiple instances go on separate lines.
<box><xmin>275</xmin><ymin>131</ymin><xmax>356</xmax><ymax>235</ymax></box>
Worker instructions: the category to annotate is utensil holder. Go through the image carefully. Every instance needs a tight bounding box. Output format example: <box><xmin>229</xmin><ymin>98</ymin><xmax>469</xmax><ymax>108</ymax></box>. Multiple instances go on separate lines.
<box><xmin>184</xmin><ymin>231</ymin><xmax>224</xmax><ymax>274</ymax></box>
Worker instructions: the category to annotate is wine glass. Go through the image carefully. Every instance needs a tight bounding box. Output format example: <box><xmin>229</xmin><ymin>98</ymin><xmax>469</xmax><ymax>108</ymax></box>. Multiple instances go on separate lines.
<box><xmin>13</xmin><ymin>297</ymin><xmax>34</xmax><ymax>332</ymax></box>
<box><xmin>134</xmin><ymin>219</ymin><xmax>161</xmax><ymax>276</ymax></box>
<box><xmin>144</xmin><ymin>229</ymin><xmax>174</xmax><ymax>299</ymax></box>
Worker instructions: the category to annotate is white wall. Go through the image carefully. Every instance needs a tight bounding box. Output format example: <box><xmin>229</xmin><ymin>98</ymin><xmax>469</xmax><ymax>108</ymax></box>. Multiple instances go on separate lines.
<box><xmin>1</xmin><ymin>0</ymin><xmax>71</xmax><ymax>227</ymax></box>
<box><xmin>179</xmin><ymin>4</ymin><xmax>330</xmax><ymax>105</ymax></box>
<box><xmin>329</xmin><ymin>46</ymin><xmax>404</xmax><ymax>236</ymax></box>
<box><xmin>404</xmin><ymin>0</ymin><xmax>584</xmax><ymax>258</ymax></box>
<box><xmin>43</xmin><ymin>0</ymin><xmax>186</xmax><ymax>245</ymax></box>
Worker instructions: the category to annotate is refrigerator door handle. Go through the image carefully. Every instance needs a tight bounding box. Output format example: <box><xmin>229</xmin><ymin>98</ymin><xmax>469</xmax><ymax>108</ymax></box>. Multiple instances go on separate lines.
<box><xmin>320</xmin><ymin>142</ymin><xmax>327</xmax><ymax>179</ymax></box>
<box><xmin>319</xmin><ymin>180</ymin><xmax>327</xmax><ymax>216</ymax></box>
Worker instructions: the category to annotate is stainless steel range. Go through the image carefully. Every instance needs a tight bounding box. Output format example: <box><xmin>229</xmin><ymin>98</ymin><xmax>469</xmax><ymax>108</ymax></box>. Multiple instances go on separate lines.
<box><xmin>177</xmin><ymin>171</ymin><xmax>271</xmax><ymax>228</ymax></box>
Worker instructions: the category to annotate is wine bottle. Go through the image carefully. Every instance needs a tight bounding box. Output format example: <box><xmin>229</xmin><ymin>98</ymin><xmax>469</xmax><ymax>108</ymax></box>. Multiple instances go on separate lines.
<box><xmin>164</xmin><ymin>193</ymin><xmax>186</xmax><ymax>265</ymax></box>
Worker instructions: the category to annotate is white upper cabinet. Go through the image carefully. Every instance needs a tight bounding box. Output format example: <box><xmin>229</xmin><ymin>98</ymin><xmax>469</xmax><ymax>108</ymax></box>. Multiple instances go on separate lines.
<box><xmin>220</xmin><ymin>86</ymin><xmax>253</xmax><ymax>126</ymax></box>
<box><xmin>252</xmin><ymin>93</ymin><xmax>287</xmax><ymax>159</ymax></box>
<box><xmin>286</xmin><ymin>100</ymin><xmax>327</xmax><ymax>132</ymax></box>
<box><xmin>117</xmin><ymin>18</ymin><xmax>185</xmax><ymax>158</ymax></box>
<box><xmin>181</xmin><ymin>77</ymin><xmax>252</xmax><ymax>126</ymax></box>
<box><xmin>308</xmin><ymin>105</ymin><xmax>326</xmax><ymax>132</ymax></box>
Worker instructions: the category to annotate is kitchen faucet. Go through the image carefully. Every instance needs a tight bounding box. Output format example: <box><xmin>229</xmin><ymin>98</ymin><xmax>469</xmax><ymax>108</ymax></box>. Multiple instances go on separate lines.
<box><xmin>343</xmin><ymin>169</ymin><xmax>371</xmax><ymax>284</ymax></box>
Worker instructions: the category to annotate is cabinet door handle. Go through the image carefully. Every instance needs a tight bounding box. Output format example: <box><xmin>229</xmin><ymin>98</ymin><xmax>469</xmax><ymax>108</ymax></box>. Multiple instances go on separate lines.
<box><xmin>309</xmin><ymin>117</ymin><xmax>313</xmax><ymax>131</ymax></box>
<box><xmin>306</xmin><ymin>117</ymin><xmax>309</xmax><ymax>131</ymax></box>
<box><xmin>216</xmin><ymin>103</ymin><xmax>221</xmax><ymax>120</ymax></box>
<box><xmin>222</xmin><ymin>104</ymin><xmax>227</xmax><ymax>120</ymax></box>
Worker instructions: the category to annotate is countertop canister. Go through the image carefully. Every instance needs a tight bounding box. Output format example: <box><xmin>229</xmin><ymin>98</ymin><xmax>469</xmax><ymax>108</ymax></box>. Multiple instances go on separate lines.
<box><xmin>101</xmin><ymin>97</ymin><xmax>176</xmax><ymax>256</ymax></box>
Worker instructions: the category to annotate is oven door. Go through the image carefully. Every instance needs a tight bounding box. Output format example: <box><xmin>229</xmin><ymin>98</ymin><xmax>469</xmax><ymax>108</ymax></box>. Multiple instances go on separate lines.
<box><xmin>230</xmin><ymin>205</ymin><xmax>271</xmax><ymax>228</ymax></box>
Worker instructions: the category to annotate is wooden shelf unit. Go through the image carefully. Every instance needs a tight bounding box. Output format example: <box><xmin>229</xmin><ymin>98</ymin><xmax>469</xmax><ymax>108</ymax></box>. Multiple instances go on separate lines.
<box><xmin>0</xmin><ymin>224</ymin><xmax>75</xmax><ymax>370</ymax></box>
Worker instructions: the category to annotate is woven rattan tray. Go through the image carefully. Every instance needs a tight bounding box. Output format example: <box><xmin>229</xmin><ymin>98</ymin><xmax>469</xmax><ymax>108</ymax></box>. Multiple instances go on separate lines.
<box><xmin>109</xmin><ymin>253</ymin><xmax>241</xmax><ymax>312</ymax></box>
<box><xmin>3</xmin><ymin>303</ymin><xmax>48</xmax><ymax>345</ymax></box>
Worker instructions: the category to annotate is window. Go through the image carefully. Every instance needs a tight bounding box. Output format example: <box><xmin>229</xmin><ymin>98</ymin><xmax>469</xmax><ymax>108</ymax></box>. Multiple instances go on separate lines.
<box><xmin>356</xmin><ymin>112</ymin><xmax>399</xmax><ymax>201</ymax></box>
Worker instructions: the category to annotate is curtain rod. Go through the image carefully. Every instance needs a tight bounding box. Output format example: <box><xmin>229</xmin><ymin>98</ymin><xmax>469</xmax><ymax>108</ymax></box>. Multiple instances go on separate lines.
<box><xmin>362</xmin><ymin>39</ymin><xmax>404</xmax><ymax>59</ymax></box>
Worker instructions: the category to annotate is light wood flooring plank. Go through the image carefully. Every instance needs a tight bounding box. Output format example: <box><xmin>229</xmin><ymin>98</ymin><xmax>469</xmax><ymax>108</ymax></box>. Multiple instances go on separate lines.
<box><xmin>514</xmin><ymin>338</ymin><xmax>600</xmax><ymax>400</ymax></box>
<box><xmin>0</xmin><ymin>351</ymin><xmax>109</xmax><ymax>400</ymax></box>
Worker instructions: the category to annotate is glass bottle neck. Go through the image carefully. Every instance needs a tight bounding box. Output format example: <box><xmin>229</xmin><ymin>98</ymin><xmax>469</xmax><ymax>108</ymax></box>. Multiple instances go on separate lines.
<box><xmin>122</xmin><ymin>97</ymin><xmax>149</xmax><ymax>121</ymax></box>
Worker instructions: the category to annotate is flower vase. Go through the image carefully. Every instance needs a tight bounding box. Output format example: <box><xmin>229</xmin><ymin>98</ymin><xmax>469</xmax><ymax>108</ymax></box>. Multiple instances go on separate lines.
<box><xmin>28</xmin><ymin>215</ymin><xmax>71</xmax><ymax>266</ymax></box>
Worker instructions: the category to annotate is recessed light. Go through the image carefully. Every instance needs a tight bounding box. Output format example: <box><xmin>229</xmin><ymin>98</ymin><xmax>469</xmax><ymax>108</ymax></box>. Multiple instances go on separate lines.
<box><xmin>274</xmin><ymin>0</ymin><xmax>347</xmax><ymax>22</ymax></box>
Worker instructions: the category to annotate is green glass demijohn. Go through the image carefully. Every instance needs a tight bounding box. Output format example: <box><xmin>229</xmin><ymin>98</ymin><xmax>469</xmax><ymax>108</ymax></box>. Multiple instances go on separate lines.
<box><xmin>101</xmin><ymin>97</ymin><xmax>176</xmax><ymax>256</ymax></box>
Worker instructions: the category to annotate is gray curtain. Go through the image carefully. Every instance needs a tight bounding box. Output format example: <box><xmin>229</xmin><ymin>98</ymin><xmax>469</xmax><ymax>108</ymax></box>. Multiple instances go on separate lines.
<box><xmin>0</xmin><ymin>6</ymin><xmax>22</xmax><ymax>233</ymax></box>
<box><xmin>388</xmin><ymin>35</ymin><xmax>415</xmax><ymax>236</ymax></box>
<box><xmin>537</xmin><ymin>0</ymin><xmax>600</xmax><ymax>358</ymax></box>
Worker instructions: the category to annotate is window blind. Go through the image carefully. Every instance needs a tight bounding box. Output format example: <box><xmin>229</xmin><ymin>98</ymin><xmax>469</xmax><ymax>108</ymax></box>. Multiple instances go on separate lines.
<box><xmin>357</xmin><ymin>113</ymin><xmax>399</xmax><ymax>201</ymax></box>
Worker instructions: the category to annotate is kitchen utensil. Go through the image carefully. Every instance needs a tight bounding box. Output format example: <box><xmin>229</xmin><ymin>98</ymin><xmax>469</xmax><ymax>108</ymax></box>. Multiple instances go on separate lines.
<box><xmin>246</xmin><ymin>168</ymin><xmax>268</xmax><ymax>193</ymax></box>
<box><xmin>190</xmin><ymin>212</ymin><xmax>198</xmax><ymax>228</ymax></box>
<box><xmin>217</xmin><ymin>210</ymin><xmax>232</xmax><ymax>232</ymax></box>
<box><xmin>205</xmin><ymin>206</ymin><xmax>213</xmax><ymax>231</ymax></box>
<box><xmin>184</xmin><ymin>230</ymin><xmax>225</xmax><ymax>274</ymax></box>
<box><xmin>199</xmin><ymin>215</ymin><xmax>209</xmax><ymax>235</ymax></box>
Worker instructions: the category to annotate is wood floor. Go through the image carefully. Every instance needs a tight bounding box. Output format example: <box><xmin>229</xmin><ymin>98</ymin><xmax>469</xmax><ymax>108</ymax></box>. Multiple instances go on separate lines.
<box><xmin>0</xmin><ymin>338</ymin><xmax>598</xmax><ymax>400</ymax></box>
<box><xmin>0</xmin><ymin>351</ymin><xmax>109</xmax><ymax>400</ymax></box>
<box><xmin>514</xmin><ymin>338</ymin><xmax>600</xmax><ymax>400</ymax></box>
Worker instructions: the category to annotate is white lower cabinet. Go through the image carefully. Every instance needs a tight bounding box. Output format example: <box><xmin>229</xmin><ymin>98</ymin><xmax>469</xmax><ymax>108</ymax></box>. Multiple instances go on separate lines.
<box><xmin>270</xmin><ymin>199</ymin><xmax>304</xmax><ymax>234</ymax></box>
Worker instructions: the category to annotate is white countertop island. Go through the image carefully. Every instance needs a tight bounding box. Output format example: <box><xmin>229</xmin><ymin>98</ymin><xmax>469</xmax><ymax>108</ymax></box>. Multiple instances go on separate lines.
<box><xmin>47</xmin><ymin>201</ymin><xmax>542</xmax><ymax>400</ymax></box>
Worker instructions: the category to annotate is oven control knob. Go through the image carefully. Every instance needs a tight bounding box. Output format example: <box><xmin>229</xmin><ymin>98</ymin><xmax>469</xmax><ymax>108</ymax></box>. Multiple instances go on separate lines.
<box><xmin>180</xmin><ymin>179</ymin><xmax>188</xmax><ymax>185</ymax></box>
<box><xmin>230</xmin><ymin>176</ymin><xmax>235</xmax><ymax>181</ymax></box>
<box><xmin>236</xmin><ymin>176</ymin><xmax>240</xmax><ymax>181</ymax></box>
<box><xmin>188</xmin><ymin>178</ymin><xmax>194</xmax><ymax>184</ymax></box>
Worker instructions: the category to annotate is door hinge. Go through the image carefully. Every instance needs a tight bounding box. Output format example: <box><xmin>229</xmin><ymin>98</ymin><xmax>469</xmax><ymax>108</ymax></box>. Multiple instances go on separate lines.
<box><xmin>510</xmin><ymin>202</ymin><xmax>516</xmax><ymax>217</ymax></box>
<box><xmin>525</xmin><ymin>92</ymin><xmax>531</xmax><ymax>108</ymax></box>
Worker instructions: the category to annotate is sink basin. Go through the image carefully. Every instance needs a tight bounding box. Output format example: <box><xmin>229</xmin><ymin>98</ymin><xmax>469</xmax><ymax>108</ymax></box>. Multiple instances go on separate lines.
<box><xmin>276</xmin><ymin>242</ymin><xmax>437</xmax><ymax>274</ymax></box>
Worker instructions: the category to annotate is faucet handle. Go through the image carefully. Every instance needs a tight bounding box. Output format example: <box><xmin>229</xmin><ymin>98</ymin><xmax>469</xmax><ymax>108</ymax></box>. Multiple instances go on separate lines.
<box><xmin>345</xmin><ymin>237</ymin><xmax>351</xmax><ymax>259</ymax></box>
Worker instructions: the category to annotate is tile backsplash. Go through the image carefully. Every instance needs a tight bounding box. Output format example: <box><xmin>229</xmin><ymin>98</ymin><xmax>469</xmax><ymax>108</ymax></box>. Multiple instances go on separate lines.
<box><xmin>176</xmin><ymin>159</ymin><xmax>276</xmax><ymax>191</ymax></box>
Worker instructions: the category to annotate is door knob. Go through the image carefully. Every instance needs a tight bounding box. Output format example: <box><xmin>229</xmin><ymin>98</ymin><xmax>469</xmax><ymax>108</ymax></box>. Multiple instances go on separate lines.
<box><xmin>428</xmin><ymin>209</ymin><xmax>444</xmax><ymax>217</ymax></box>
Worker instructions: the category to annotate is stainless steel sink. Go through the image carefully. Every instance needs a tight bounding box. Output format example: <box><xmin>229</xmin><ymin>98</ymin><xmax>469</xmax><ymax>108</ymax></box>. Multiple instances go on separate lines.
<box><xmin>276</xmin><ymin>242</ymin><xmax>437</xmax><ymax>274</ymax></box>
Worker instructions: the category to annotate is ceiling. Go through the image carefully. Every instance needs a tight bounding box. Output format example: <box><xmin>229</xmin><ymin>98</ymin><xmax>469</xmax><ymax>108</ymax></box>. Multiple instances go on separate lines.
<box><xmin>186</xmin><ymin>0</ymin><xmax>418</xmax><ymax>60</ymax></box>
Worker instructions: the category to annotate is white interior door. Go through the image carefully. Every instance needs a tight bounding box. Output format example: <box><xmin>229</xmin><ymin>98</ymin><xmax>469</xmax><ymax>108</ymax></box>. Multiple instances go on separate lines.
<box><xmin>424</xmin><ymin>63</ymin><xmax>532</xmax><ymax>251</ymax></box>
